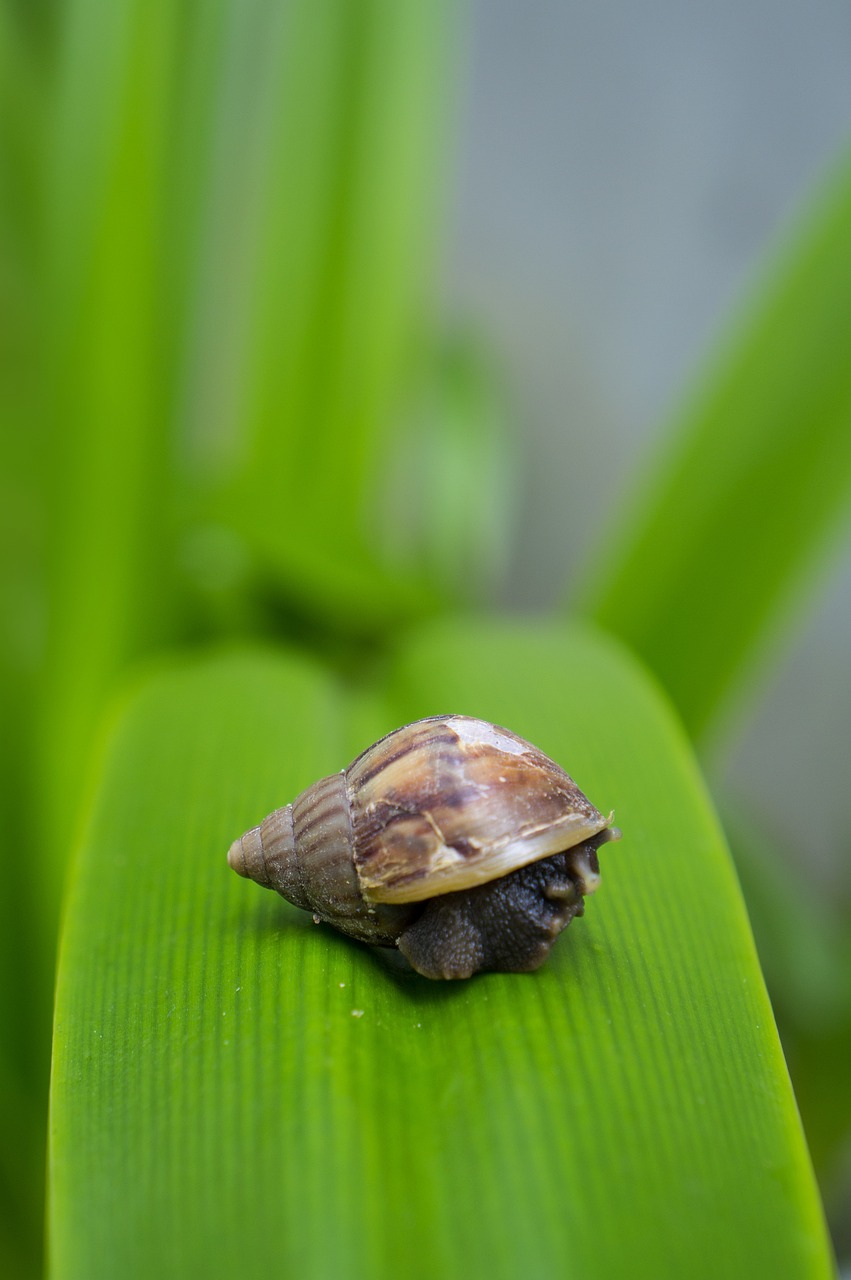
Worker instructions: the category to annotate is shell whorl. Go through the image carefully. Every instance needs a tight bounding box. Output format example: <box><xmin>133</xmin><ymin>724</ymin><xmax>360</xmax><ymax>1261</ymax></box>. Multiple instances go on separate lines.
<box><xmin>227</xmin><ymin>801</ymin><xmax>305</xmax><ymax>904</ymax></box>
<box><xmin>228</xmin><ymin>773</ymin><xmax>360</xmax><ymax>914</ymax></box>
<box><xmin>228</xmin><ymin>771</ymin><xmax>415</xmax><ymax>945</ymax></box>
<box><xmin>290</xmin><ymin>772</ymin><xmax>363</xmax><ymax>922</ymax></box>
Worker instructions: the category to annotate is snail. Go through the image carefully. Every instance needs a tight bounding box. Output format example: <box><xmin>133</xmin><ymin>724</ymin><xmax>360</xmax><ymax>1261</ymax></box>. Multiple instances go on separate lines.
<box><xmin>227</xmin><ymin>715</ymin><xmax>621</xmax><ymax>980</ymax></box>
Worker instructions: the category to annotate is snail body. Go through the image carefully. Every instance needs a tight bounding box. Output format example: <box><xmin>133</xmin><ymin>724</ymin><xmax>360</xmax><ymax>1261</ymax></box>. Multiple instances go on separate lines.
<box><xmin>228</xmin><ymin>715</ymin><xmax>620</xmax><ymax>979</ymax></box>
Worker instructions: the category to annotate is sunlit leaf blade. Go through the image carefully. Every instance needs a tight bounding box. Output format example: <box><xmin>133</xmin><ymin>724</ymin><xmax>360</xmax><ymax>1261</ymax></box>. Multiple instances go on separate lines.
<box><xmin>577</xmin><ymin>145</ymin><xmax>851</xmax><ymax>740</ymax></box>
<box><xmin>50</xmin><ymin>625</ymin><xmax>832</xmax><ymax>1278</ymax></box>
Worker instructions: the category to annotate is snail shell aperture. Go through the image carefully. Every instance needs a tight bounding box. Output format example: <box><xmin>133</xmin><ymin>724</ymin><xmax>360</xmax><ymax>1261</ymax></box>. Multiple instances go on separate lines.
<box><xmin>227</xmin><ymin>715</ymin><xmax>621</xmax><ymax>980</ymax></box>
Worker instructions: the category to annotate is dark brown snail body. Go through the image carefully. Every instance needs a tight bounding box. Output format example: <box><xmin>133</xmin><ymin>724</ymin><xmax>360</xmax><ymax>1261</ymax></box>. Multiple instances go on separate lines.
<box><xmin>228</xmin><ymin>715</ymin><xmax>620</xmax><ymax>980</ymax></box>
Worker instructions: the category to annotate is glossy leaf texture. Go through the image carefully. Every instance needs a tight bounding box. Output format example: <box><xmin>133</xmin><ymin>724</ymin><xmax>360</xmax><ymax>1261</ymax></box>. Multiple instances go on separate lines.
<box><xmin>50</xmin><ymin>622</ymin><xmax>833</xmax><ymax>1279</ymax></box>
<box><xmin>577</xmin><ymin>146</ymin><xmax>851</xmax><ymax>742</ymax></box>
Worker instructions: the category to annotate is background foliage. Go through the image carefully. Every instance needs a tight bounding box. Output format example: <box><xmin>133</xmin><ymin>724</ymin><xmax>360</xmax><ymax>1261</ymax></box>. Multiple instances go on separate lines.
<box><xmin>0</xmin><ymin>1</ymin><xmax>849</xmax><ymax>1276</ymax></box>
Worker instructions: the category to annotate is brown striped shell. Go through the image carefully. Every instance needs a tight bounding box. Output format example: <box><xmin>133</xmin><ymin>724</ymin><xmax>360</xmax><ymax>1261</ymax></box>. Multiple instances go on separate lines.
<box><xmin>227</xmin><ymin>715</ymin><xmax>621</xmax><ymax>979</ymax></box>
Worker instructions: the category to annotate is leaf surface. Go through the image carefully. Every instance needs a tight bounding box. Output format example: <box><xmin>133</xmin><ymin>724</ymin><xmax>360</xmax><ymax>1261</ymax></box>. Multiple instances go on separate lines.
<box><xmin>50</xmin><ymin>624</ymin><xmax>833</xmax><ymax>1279</ymax></box>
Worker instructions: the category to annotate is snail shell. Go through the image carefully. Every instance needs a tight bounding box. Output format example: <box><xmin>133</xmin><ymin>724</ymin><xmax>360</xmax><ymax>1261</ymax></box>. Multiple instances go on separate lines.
<box><xmin>228</xmin><ymin>715</ymin><xmax>620</xmax><ymax>979</ymax></box>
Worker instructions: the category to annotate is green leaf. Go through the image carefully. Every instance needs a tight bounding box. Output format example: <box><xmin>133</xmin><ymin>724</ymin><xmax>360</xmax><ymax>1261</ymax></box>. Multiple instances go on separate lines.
<box><xmin>180</xmin><ymin>0</ymin><xmax>458</xmax><ymax>616</ymax></box>
<box><xmin>0</xmin><ymin>6</ymin><xmax>51</xmax><ymax>1274</ymax></box>
<box><xmin>720</xmin><ymin>799</ymin><xmax>851</xmax><ymax>1188</ymax></box>
<box><xmin>721</xmin><ymin>798</ymin><xmax>851</xmax><ymax>1036</ymax></box>
<box><xmin>50</xmin><ymin>623</ymin><xmax>832</xmax><ymax>1278</ymax></box>
<box><xmin>577</xmin><ymin>145</ymin><xmax>851</xmax><ymax>740</ymax></box>
<box><xmin>370</xmin><ymin>332</ymin><xmax>513</xmax><ymax>604</ymax></box>
<box><xmin>0</xmin><ymin>1049</ymin><xmax>43</xmax><ymax>1280</ymax></box>
<box><xmin>39</xmin><ymin>0</ymin><xmax>185</xmax><ymax>877</ymax></box>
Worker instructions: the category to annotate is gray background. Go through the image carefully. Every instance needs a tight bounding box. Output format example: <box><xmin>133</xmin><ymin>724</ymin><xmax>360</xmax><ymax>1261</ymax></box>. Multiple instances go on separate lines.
<box><xmin>442</xmin><ymin>0</ymin><xmax>851</xmax><ymax>888</ymax></box>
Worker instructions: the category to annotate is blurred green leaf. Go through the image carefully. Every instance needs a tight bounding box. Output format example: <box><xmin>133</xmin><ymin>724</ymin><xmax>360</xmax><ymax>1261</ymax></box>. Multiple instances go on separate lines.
<box><xmin>0</xmin><ymin>4</ymin><xmax>50</xmax><ymax>1274</ymax></box>
<box><xmin>372</xmin><ymin>332</ymin><xmax>512</xmax><ymax>603</ymax></box>
<box><xmin>0</xmin><ymin>1051</ymin><xmax>43</xmax><ymax>1280</ymax></box>
<box><xmin>179</xmin><ymin>0</ymin><xmax>458</xmax><ymax>616</ymax></box>
<box><xmin>51</xmin><ymin>624</ymin><xmax>832</xmax><ymax>1278</ymax></box>
<box><xmin>39</xmin><ymin>0</ymin><xmax>185</xmax><ymax>879</ymax></box>
<box><xmin>790</xmin><ymin>1016</ymin><xmax>851</xmax><ymax>1209</ymax></box>
<box><xmin>721</xmin><ymin>798</ymin><xmax>851</xmax><ymax>1200</ymax></box>
<box><xmin>577</xmin><ymin>145</ymin><xmax>851</xmax><ymax>741</ymax></box>
<box><xmin>0</xmin><ymin>0</ymin><xmax>43</xmax><ymax>331</ymax></box>
<box><xmin>722</xmin><ymin>798</ymin><xmax>851</xmax><ymax>1036</ymax></box>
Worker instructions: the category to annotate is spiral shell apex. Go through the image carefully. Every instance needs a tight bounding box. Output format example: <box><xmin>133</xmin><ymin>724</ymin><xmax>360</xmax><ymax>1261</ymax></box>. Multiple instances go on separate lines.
<box><xmin>228</xmin><ymin>715</ymin><xmax>621</xmax><ymax>979</ymax></box>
